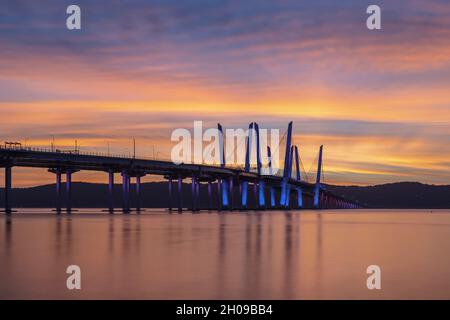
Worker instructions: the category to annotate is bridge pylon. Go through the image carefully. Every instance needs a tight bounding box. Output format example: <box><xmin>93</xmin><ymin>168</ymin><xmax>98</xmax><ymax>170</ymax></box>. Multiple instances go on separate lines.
<box><xmin>314</xmin><ymin>145</ymin><xmax>323</xmax><ymax>209</ymax></box>
<box><xmin>279</xmin><ymin>122</ymin><xmax>293</xmax><ymax>208</ymax></box>
<box><xmin>267</xmin><ymin>146</ymin><xmax>276</xmax><ymax>208</ymax></box>
<box><xmin>293</xmin><ymin>146</ymin><xmax>303</xmax><ymax>209</ymax></box>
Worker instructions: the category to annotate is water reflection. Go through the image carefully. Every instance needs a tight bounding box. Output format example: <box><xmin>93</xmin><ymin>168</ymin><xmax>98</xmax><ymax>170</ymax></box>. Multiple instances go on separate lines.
<box><xmin>315</xmin><ymin>213</ymin><xmax>323</xmax><ymax>298</ymax></box>
<box><xmin>1</xmin><ymin>209</ymin><xmax>450</xmax><ymax>299</ymax></box>
<box><xmin>216</xmin><ymin>214</ymin><xmax>227</xmax><ymax>298</ymax></box>
<box><xmin>4</xmin><ymin>215</ymin><xmax>12</xmax><ymax>257</ymax></box>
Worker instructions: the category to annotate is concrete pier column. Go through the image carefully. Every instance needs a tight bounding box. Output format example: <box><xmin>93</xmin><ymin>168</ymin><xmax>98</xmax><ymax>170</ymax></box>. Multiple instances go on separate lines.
<box><xmin>285</xmin><ymin>184</ymin><xmax>291</xmax><ymax>209</ymax></box>
<box><xmin>269</xmin><ymin>186</ymin><xmax>276</xmax><ymax>208</ymax></box>
<box><xmin>122</xmin><ymin>172</ymin><xmax>130</xmax><ymax>213</ymax></box>
<box><xmin>177</xmin><ymin>175</ymin><xmax>183</xmax><ymax>213</ymax></box>
<box><xmin>207</xmin><ymin>181</ymin><xmax>212</xmax><ymax>210</ymax></box>
<box><xmin>108</xmin><ymin>171</ymin><xmax>114</xmax><ymax>213</ymax></box>
<box><xmin>253</xmin><ymin>183</ymin><xmax>258</xmax><ymax>209</ymax></box>
<box><xmin>126</xmin><ymin>174</ymin><xmax>131</xmax><ymax>212</ymax></box>
<box><xmin>55</xmin><ymin>169</ymin><xmax>62</xmax><ymax>213</ymax></box>
<box><xmin>217</xmin><ymin>178</ymin><xmax>222</xmax><ymax>211</ymax></box>
<box><xmin>66</xmin><ymin>171</ymin><xmax>72</xmax><ymax>213</ymax></box>
<box><xmin>221</xmin><ymin>179</ymin><xmax>229</xmax><ymax>210</ymax></box>
<box><xmin>297</xmin><ymin>188</ymin><xmax>303</xmax><ymax>209</ymax></box>
<box><xmin>280</xmin><ymin>178</ymin><xmax>288</xmax><ymax>207</ymax></box>
<box><xmin>229</xmin><ymin>177</ymin><xmax>234</xmax><ymax>211</ymax></box>
<box><xmin>239</xmin><ymin>181</ymin><xmax>243</xmax><ymax>209</ymax></box>
<box><xmin>196</xmin><ymin>180</ymin><xmax>200</xmax><ymax>211</ymax></box>
<box><xmin>258</xmin><ymin>180</ymin><xmax>265</xmax><ymax>209</ymax></box>
<box><xmin>136</xmin><ymin>176</ymin><xmax>141</xmax><ymax>212</ymax></box>
<box><xmin>168</xmin><ymin>177</ymin><xmax>172</xmax><ymax>212</ymax></box>
<box><xmin>241</xmin><ymin>181</ymin><xmax>248</xmax><ymax>210</ymax></box>
<box><xmin>4</xmin><ymin>166</ymin><xmax>12</xmax><ymax>214</ymax></box>
<box><xmin>191</xmin><ymin>175</ymin><xmax>197</xmax><ymax>212</ymax></box>
<box><xmin>318</xmin><ymin>192</ymin><xmax>324</xmax><ymax>209</ymax></box>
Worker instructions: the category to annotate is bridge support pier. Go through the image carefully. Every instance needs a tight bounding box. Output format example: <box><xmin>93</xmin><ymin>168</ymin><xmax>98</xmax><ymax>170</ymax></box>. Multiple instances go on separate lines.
<box><xmin>297</xmin><ymin>188</ymin><xmax>303</xmax><ymax>209</ymax></box>
<box><xmin>177</xmin><ymin>175</ymin><xmax>183</xmax><ymax>213</ymax></box>
<box><xmin>279</xmin><ymin>178</ymin><xmax>288</xmax><ymax>208</ymax></box>
<box><xmin>285</xmin><ymin>184</ymin><xmax>291</xmax><ymax>209</ymax></box>
<box><xmin>136</xmin><ymin>176</ymin><xmax>141</xmax><ymax>212</ymax></box>
<box><xmin>258</xmin><ymin>180</ymin><xmax>265</xmax><ymax>209</ymax></box>
<box><xmin>239</xmin><ymin>181</ymin><xmax>243</xmax><ymax>209</ymax></box>
<box><xmin>229</xmin><ymin>177</ymin><xmax>234</xmax><ymax>211</ymax></box>
<box><xmin>217</xmin><ymin>178</ymin><xmax>222</xmax><ymax>211</ymax></box>
<box><xmin>108</xmin><ymin>170</ymin><xmax>114</xmax><ymax>213</ymax></box>
<box><xmin>196</xmin><ymin>180</ymin><xmax>200</xmax><ymax>211</ymax></box>
<box><xmin>55</xmin><ymin>169</ymin><xmax>62</xmax><ymax>214</ymax></box>
<box><xmin>168</xmin><ymin>177</ymin><xmax>172</xmax><ymax>212</ymax></box>
<box><xmin>191</xmin><ymin>175</ymin><xmax>196</xmax><ymax>212</ymax></box>
<box><xmin>241</xmin><ymin>181</ymin><xmax>248</xmax><ymax>210</ymax></box>
<box><xmin>4</xmin><ymin>166</ymin><xmax>12</xmax><ymax>214</ymax></box>
<box><xmin>121</xmin><ymin>172</ymin><xmax>130</xmax><ymax>213</ymax></box>
<box><xmin>221</xmin><ymin>179</ymin><xmax>229</xmax><ymax>210</ymax></box>
<box><xmin>314</xmin><ymin>189</ymin><xmax>320</xmax><ymax>209</ymax></box>
<box><xmin>207</xmin><ymin>181</ymin><xmax>212</xmax><ymax>210</ymax></box>
<box><xmin>66</xmin><ymin>171</ymin><xmax>72</xmax><ymax>213</ymax></box>
<box><xmin>253</xmin><ymin>183</ymin><xmax>258</xmax><ymax>209</ymax></box>
<box><xmin>269</xmin><ymin>186</ymin><xmax>275</xmax><ymax>208</ymax></box>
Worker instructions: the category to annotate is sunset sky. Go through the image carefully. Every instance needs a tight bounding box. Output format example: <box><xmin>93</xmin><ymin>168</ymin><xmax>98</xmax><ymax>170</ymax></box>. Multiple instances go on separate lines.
<box><xmin>1</xmin><ymin>0</ymin><xmax>450</xmax><ymax>187</ymax></box>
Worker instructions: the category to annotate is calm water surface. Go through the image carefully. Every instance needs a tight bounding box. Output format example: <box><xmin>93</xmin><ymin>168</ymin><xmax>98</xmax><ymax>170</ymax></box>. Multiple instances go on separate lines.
<box><xmin>1</xmin><ymin>209</ymin><xmax>450</xmax><ymax>299</ymax></box>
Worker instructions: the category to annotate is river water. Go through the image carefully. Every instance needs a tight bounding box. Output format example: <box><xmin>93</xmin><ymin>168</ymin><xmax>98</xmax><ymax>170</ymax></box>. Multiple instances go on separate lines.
<box><xmin>1</xmin><ymin>209</ymin><xmax>450</xmax><ymax>299</ymax></box>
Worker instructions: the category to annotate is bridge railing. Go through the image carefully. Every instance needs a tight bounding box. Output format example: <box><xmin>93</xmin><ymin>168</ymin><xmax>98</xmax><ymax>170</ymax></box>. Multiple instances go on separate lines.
<box><xmin>0</xmin><ymin>144</ymin><xmax>156</xmax><ymax>160</ymax></box>
<box><xmin>0</xmin><ymin>144</ymin><xmax>290</xmax><ymax>175</ymax></box>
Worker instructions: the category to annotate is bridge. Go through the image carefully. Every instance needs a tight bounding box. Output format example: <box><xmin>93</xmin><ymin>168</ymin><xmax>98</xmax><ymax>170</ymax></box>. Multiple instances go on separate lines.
<box><xmin>0</xmin><ymin>122</ymin><xmax>361</xmax><ymax>214</ymax></box>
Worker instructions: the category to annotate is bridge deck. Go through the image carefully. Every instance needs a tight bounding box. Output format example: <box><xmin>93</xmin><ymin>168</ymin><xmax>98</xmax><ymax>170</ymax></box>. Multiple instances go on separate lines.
<box><xmin>0</xmin><ymin>146</ymin><xmax>361</xmax><ymax>211</ymax></box>
<box><xmin>0</xmin><ymin>147</ymin><xmax>316</xmax><ymax>191</ymax></box>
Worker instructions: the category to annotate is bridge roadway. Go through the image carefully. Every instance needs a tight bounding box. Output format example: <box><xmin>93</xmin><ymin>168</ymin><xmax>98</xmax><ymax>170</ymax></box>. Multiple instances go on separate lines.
<box><xmin>0</xmin><ymin>146</ymin><xmax>360</xmax><ymax>213</ymax></box>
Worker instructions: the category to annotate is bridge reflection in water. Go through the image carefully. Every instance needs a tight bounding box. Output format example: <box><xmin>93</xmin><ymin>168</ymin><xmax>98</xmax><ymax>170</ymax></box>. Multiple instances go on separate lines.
<box><xmin>2</xmin><ymin>209</ymin><xmax>450</xmax><ymax>299</ymax></box>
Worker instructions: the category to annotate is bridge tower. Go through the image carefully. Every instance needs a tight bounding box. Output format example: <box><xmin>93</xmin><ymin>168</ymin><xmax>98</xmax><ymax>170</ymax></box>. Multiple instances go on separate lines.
<box><xmin>241</xmin><ymin>122</ymin><xmax>252</xmax><ymax>209</ymax></box>
<box><xmin>314</xmin><ymin>145</ymin><xmax>323</xmax><ymax>209</ymax></box>
<box><xmin>254</xmin><ymin>123</ymin><xmax>265</xmax><ymax>209</ymax></box>
<box><xmin>218</xmin><ymin>123</ymin><xmax>229</xmax><ymax>209</ymax></box>
<box><xmin>267</xmin><ymin>146</ymin><xmax>276</xmax><ymax>208</ymax></box>
<box><xmin>284</xmin><ymin>146</ymin><xmax>294</xmax><ymax>208</ymax></box>
<box><xmin>279</xmin><ymin>122</ymin><xmax>293</xmax><ymax>208</ymax></box>
<box><xmin>294</xmin><ymin>145</ymin><xmax>303</xmax><ymax>208</ymax></box>
<box><xmin>241</xmin><ymin>122</ymin><xmax>263</xmax><ymax>209</ymax></box>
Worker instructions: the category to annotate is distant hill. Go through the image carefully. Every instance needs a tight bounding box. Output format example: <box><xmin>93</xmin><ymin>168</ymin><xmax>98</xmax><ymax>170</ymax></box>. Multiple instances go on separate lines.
<box><xmin>326</xmin><ymin>182</ymin><xmax>450</xmax><ymax>209</ymax></box>
<box><xmin>0</xmin><ymin>181</ymin><xmax>449</xmax><ymax>209</ymax></box>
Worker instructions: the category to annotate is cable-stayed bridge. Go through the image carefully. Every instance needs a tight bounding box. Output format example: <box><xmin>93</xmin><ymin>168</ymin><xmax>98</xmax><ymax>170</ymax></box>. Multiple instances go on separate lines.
<box><xmin>0</xmin><ymin>122</ymin><xmax>361</xmax><ymax>213</ymax></box>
